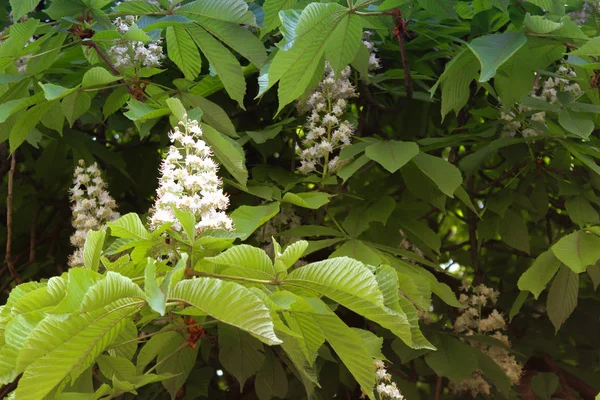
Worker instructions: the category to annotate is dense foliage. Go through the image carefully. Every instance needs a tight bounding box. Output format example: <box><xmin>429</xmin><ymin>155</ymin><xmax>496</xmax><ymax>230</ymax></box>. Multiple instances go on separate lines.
<box><xmin>0</xmin><ymin>0</ymin><xmax>599</xmax><ymax>399</ymax></box>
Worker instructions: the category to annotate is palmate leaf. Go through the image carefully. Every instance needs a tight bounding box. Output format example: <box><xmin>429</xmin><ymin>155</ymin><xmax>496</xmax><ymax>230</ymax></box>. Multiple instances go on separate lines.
<box><xmin>0</xmin><ymin>311</ymin><xmax>44</xmax><ymax>384</ymax></box>
<box><xmin>169</xmin><ymin>279</ymin><xmax>281</xmax><ymax>345</ymax></box>
<box><xmin>205</xmin><ymin>245</ymin><xmax>275</xmax><ymax>276</ymax></box>
<box><xmin>287</xmin><ymin>296</ymin><xmax>376</xmax><ymax>399</ymax></box>
<box><xmin>156</xmin><ymin>331</ymin><xmax>199</xmax><ymax>399</ymax></box>
<box><xmin>262</xmin><ymin>3</ymin><xmax>362</xmax><ymax>112</ymax></box>
<box><xmin>166</xmin><ymin>25</ymin><xmax>202</xmax><ymax>80</ymax></box>
<box><xmin>14</xmin><ymin>299</ymin><xmax>144</xmax><ymax>400</ymax></box>
<box><xmin>176</xmin><ymin>0</ymin><xmax>257</xmax><ymax>26</ymax></box>
<box><xmin>186</xmin><ymin>24</ymin><xmax>246</xmax><ymax>108</ymax></box>
<box><xmin>255</xmin><ymin>348</ymin><xmax>289</xmax><ymax>400</ymax></box>
<box><xmin>284</xmin><ymin>257</ymin><xmax>413</xmax><ymax>346</ymax></box>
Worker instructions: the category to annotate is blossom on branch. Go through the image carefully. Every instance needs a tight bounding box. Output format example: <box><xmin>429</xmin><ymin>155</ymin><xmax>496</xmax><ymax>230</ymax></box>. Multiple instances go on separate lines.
<box><xmin>149</xmin><ymin>116</ymin><xmax>233</xmax><ymax>234</ymax></box>
<box><xmin>68</xmin><ymin>160</ymin><xmax>120</xmax><ymax>267</ymax></box>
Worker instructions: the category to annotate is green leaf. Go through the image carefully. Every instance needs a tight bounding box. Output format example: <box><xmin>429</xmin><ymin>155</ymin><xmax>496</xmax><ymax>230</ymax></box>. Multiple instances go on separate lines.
<box><xmin>0</xmin><ymin>312</ymin><xmax>44</xmax><ymax>384</ymax></box>
<box><xmin>565</xmin><ymin>195</ymin><xmax>599</xmax><ymax>227</ymax></box>
<box><xmin>365</xmin><ymin>140</ymin><xmax>420</xmax><ymax>173</ymax></box>
<box><xmin>176</xmin><ymin>0</ymin><xmax>257</xmax><ymax>26</ymax></box>
<box><xmin>81</xmin><ymin>67</ymin><xmax>121</xmax><ymax>88</ymax></box>
<box><xmin>83</xmin><ymin>229</ymin><xmax>106</xmax><ymax>272</ymax></box>
<box><xmin>412</xmin><ymin>153</ymin><xmax>462</xmax><ymax>197</ymax></box>
<box><xmin>181</xmin><ymin>93</ymin><xmax>237</xmax><ymax>138</ymax></box>
<box><xmin>279</xmin><ymin>225</ymin><xmax>344</xmax><ymax>238</ymax></box>
<box><xmin>282</xmin><ymin>192</ymin><xmax>332</xmax><ymax>209</ymax></box>
<box><xmin>289</xmin><ymin>297</ymin><xmax>376</xmax><ymax>398</ymax></box>
<box><xmin>499</xmin><ymin>209</ymin><xmax>530</xmax><ymax>254</ymax></box>
<box><xmin>324</xmin><ymin>12</ymin><xmax>362</xmax><ymax>75</ymax></box>
<box><xmin>161</xmin><ymin>253</ymin><xmax>188</xmax><ymax>298</ymax></box>
<box><xmin>551</xmin><ymin>230</ymin><xmax>600</xmax><ymax>273</ymax></box>
<box><xmin>144</xmin><ymin>258</ymin><xmax>166</xmax><ymax>316</ymax></box>
<box><xmin>264</xmin><ymin>3</ymin><xmax>351</xmax><ymax>112</ymax></box>
<box><xmin>431</xmin><ymin>48</ymin><xmax>479</xmax><ymax>119</ymax></box>
<box><xmin>219</xmin><ymin>323</ymin><xmax>265</xmax><ymax>389</ymax></box>
<box><xmin>230</xmin><ymin>202</ymin><xmax>280</xmax><ymax>241</ymax></box>
<box><xmin>517</xmin><ymin>250</ymin><xmax>562</xmax><ymax>299</ymax></box>
<box><xmin>165</xmin><ymin>97</ymin><xmax>187</xmax><ymax>122</ymax></box>
<box><xmin>80</xmin><ymin>272</ymin><xmax>144</xmax><ymax>312</ymax></box>
<box><xmin>155</xmin><ymin>330</ymin><xmax>199</xmax><ymax>398</ymax></box>
<box><xmin>166</xmin><ymin>25</ymin><xmax>202</xmax><ymax>81</ymax></box>
<box><xmin>262</xmin><ymin>0</ymin><xmax>297</xmax><ymax>35</ymax></box>
<box><xmin>467</xmin><ymin>32</ymin><xmax>528</xmax><ymax>82</ymax></box>
<box><xmin>416</xmin><ymin>0</ymin><xmax>457</xmax><ymax>19</ymax></box>
<box><xmin>205</xmin><ymin>245</ymin><xmax>275</xmax><ymax>276</ymax></box>
<box><xmin>102</xmin><ymin>87</ymin><xmax>130</xmax><ymax>119</ymax></box>
<box><xmin>172</xmin><ymin>208</ymin><xmax>195</xmax><ymax>242</ymax></box>
<box><xmin>96</xmin><ymin>356</ymin><xmax>136</xmax><ymax>382</ymax></box>
<box><xmin>9</xmin><ymin>100</ymin><xmax>53</xmax><ymax>152</ymax></box>
<box><xmin>532</xmin><ymin>372</ymin><xmax>560</xmax><ymax>399</ymax></box>
<box><xmin>558</xmin><ymin>108</ymin><xmax>594</xmax><ymax>139</ymax></box>
<box><xmin>546</xmin><ymin>265</ymin><xmax>579</xmax><ymax>332</ymax></box>
<box><xmin>123</xmin><ymin>99</ymin><xmax>170</xmax><ymax>121</ymax></box>
<box><xmin>255</xmin><ymin>348</ymin><xmax>289</xmax><ymax>400</ymax></box>
<box><xmin>61</xmin><ymin>91</ymin><xmax>92</xmax><ymax>127</ymax></box>
<box><xmin>524</xmin><ymin>13</ymin><xmax>564</xmax><ymax>33</ymax></box>
<box><xmin>337</xmin><ymin>154</ymin><xmax>370</xmax><ymax>182</ymax></box>
<box><xmin>284</xmin><ymin>258</ymin><xmax>413</xmax><ymax>346</ymax></box>
<box><xmin>170</xmin><ymin>279</ymin><xmax>281</xmax><ymax>345</ymax></box>
<box><xmin>196</xmin><ymin>18</ymin><xmax>267</xmax><ymax>68</ymax></box>
<box><xmin>14</xmin><ymin>299</ymin><xmax>143</xmax><ymax>400</ymax></box>
<box><xmin>201</xmin><ymin>123</ymin><xmax>248</xmax><ymax>186</ymax></box>
<box><xmin>588</xmin><ymin>262</ymin><xmax>600</xmax><ymax>290</ymax></box>
<box><xmin>425</xmin><ymin>335</ymin><xmax>477</xmax><ymax>383</ymax></box>
<box><xmin>509</xmin><ymin>291</ymin><xmax>528</xmax><ymax>321</ymax></box>
<box><xmin>10</xmin><ymin>0</ymin><xmax>40</xmax><ymax>21</ymax></box>
<box><xmin>570</xmin><ymin>36</ymin><xmax>600</xmax><ymax>56</ymax></box>
<box><xmin>277</xmin><ymin>240</ymin><xmax>309</xmax><ymax>271</ymax></box>
<box><xmin>107</xmin><ymin>213</ymin><xmax>152</xmax><ymax>241</ymax></box>
<box><xmin>186</xmin><ymin>24</ymin><xmax>246</xmax><ymax>108</ymax></box>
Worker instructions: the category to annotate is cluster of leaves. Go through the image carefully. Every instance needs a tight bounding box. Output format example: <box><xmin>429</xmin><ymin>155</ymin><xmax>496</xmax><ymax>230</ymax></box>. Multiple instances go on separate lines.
<box><xmin>0</xmin><ymin>0</ymin><xmax>600</xmax><ymax>399</ymax></box>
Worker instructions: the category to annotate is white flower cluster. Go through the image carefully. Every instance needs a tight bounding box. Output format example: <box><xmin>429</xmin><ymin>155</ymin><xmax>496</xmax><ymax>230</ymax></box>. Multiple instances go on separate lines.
<box><xmin>69</xmin><ymin>160</ymin><xmax>120</xmax><ymax>267</ymax></box>
<box><xmin>362</xmin><ymin>31</ymin><xmax>381</xmax><ymax>71</ymax></box>
<box><xmin>501</xmin><ymin>65</ymin><xmax>582</xmax><ymax>138</ymax></box>
<box><xmin>298</xmin><ymin>63</ymin><xmax>357</xmax><ymax>175</ymax></box>
<box><xmin>149</xmin><ymin>117</ymin><xmax>233</xmax><ymax>234</ymax></box>
<box><xmin>450</xmin><ymin>283</ymin><xmax>523</xmax><ymax>397</ymax></box>
<box><xmin>107</xmin><ymin>16</ymin><xmax>165</xmax><ymax>71</ymax></box>
<box><xmin>569</xmin><ymin>2</ymin><xmax>600</xmax><ymax>25</ymax></box>
<box><xmin>374</xmin><ymin>360</ymin><xmax>404</xmax><ymax>399</ymax></box>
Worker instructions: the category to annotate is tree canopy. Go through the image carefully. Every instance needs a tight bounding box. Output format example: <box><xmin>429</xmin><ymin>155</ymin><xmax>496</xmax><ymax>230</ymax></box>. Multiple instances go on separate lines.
<box><xmin>0</xmin><ymin>0</ymin><xmax>599</xmax><ymax>399</ymax></box>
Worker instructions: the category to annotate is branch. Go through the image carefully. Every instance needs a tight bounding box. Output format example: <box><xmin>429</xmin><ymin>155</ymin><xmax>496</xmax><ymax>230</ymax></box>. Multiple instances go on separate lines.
<box><xmin>434</xmin><ymin>376</ymin><xmax>443</xmax><ymax>400</ymax></box>
<box><xmin>88</xmin><ymin>41</ymin><xmax>139</xmax><ymax>99</ymax></box>
<box><xmin>4</xmin><ymin>154</ymin><xmax>22</xmax><ymax>284</ymax></box>
<box><xmin>391</xmin><ymin>10</ymin><xmax>413</xmax><ymax>100</ymax></box>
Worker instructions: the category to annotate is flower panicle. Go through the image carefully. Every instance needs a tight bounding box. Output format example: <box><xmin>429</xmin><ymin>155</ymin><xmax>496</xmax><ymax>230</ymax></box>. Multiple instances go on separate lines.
<box><xmin>149</xmin><ymin>116</ymin><xmax>233</xmax><ymax>235</ymax></box>
<box><xmin>69</xmin><ymin>160</ymin><xmax>120</xmax><ymax>267</ymax></box>
<box><xmin>298</xmin><ymin>63</ymin><xmax>357</xmax><ymax>176</ymax></box>
<box><xmin>450</xmin><ymin>283</ymin><xmax>523</xmax><ymax>397</ymax></box>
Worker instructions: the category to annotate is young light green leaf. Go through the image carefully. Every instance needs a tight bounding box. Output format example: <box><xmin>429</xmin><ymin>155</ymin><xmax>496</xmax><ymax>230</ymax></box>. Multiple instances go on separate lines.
<box><xmin>144</xmin><ymin>258</ymin><xmax>166</xmax><ymax>316</ymax></box>
<box><xmin>230</xmin><ymin>202</ymin><xmax>280</xmax><ymax>241</ymax></box>
<box><xmin>107</xmin><ymin>213</ymin><xmax>152</xmax><ymax>241</ymax></box>
<box><xmin>170</xmin><ymin>278</ymin><xmax>281</xmax><ymax>345</ymax></box>
<box><xmin>205</xmin><ymin>245</ymin><xmax>275</xmax><ymax>275</ymax></box>
<box><xmin>83</xmin><ymin>229</ymin><xmax>106</xmax><ymax>272</ymax></box>
<box><xmin>201</xmin><ymin>123</ymin><xmax>248</xmax><ymax>186</ymax></box>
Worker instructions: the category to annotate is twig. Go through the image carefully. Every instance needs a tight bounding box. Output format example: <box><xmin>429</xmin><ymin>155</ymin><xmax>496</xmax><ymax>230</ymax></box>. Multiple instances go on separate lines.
<box><xmin>466</xmin><ymin>177</ymin><xmax>480</xmax><ymax>284</ymax></box>
<box><xmin>434</xmin><ymin>376</ymin><xmax>443</xmax><ymax>400</ymax></box>
<box><xmin>5</xmin><ymin>154</ymin><xmax>22</xmax><ymax>284</ymax></box>
<box><xmin>391</xmin><ymin>9</ymin><xmax>413</xmax><ymax>100</ymax></box>
<box><xmin>88</xmin><ymin>41</ymin><xmax>139</xmax><ymax>99</ymax></box>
